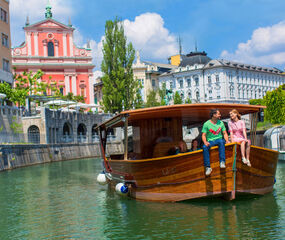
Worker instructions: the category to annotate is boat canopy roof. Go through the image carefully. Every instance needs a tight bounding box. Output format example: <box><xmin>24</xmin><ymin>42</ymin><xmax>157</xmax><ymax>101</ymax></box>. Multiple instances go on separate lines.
<box><xmin>97</xmin><ymin>103</ymin><xmax>265</xmax><ymax>129</ymax></box>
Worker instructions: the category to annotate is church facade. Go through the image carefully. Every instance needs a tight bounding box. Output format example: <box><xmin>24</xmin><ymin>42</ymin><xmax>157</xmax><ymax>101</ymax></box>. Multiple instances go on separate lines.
<box><xmin>11</xmin><ymin>4</ymin><xmax>95</xmax><ymax>103</ymax></box>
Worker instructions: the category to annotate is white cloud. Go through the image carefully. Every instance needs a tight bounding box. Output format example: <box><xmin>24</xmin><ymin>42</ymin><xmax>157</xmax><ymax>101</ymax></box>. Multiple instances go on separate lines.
<box><xmin>88</xmin><ymin>38</ymin><xmax>104</xmax><ymax>71</ymax></box>
<box><xmin>123</xmin><ymin>13</ymin><xmax>178</xmax><ymax>61</ymax></box>
<box><xmin>10</xmin><ymin>0</ymin><xmax>73</xmax><ymax>46</ymax></box>
<box><xmin>221</xmin><ymin>21</ymin><xmax>285</xmax><ymax>66</ymax></box>
<box><xmin>85</xmin><ymin>13</ymin><xmax>178</xmax><ymax>72</ymax></box>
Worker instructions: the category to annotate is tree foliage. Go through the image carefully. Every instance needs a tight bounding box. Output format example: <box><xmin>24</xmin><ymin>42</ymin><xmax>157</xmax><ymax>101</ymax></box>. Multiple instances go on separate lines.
<box><xmin>134</xmin><ymin>83</ymin><xmax>144</xmax><ymax>109</ymax></box>
<box><xmin>158</xmin><ymin>82</ymin><xmax>167</xmax><ymax>106</ymax></box>
<box><xmin>264</xmin><ymin>84</ymin><xmax>285</xmax><ymax>124</ymax></box>
<box><xmin>185</xmin><ymin>97</ymin><xmax>192</xmax><ymax>104</ymax></box>
<box><xmin>101</xmin><ymin>17</ymin><xmax>137</xmax><ymax>113</ymax></box>
<box><xmin>173</xmin><ymin>91</ymin><xmax>183</xmax><ymax>104</ymax></box>
<box><xmin>249</xmin><ymin>98</ymin><xmax>265</xmax><ymax>106</ymax></box>
<box><xmin>146</xmin><ymin>90</ymin><xmax>160</xmax><ymax>108</ymax></box>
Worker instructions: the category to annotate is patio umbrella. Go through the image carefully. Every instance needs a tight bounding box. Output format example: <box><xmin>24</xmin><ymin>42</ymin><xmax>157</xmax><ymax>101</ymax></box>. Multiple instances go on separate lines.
<box><xmin>60</xmin><ymin>107</ymin><xmax>76</xmax><ymax>112</ymax></box>
<box><xmin>69</xmin><ymin>103</ymin><xmax>102</xmax><ymax>109</ymax></box>
<box><xmin>44</xmin><ymin>100</ymin><xmax>76</xmax><ymax>106</ymax></box>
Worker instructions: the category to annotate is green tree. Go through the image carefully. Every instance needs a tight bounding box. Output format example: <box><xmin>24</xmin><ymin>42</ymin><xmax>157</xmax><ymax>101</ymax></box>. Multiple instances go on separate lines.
<box><xmin>134</xmin><ymin>83</ymin><xmax>144</xmax><ymax>109</ymax></box>
<box><xmin>0</xmin><ymin>82</ymin><xmax>13</xmax><ymax>99</ymax></box>
<box><xmin>146</xmin><ymin>90</ymin><xmax>160</xmax><ymax>107</ymax></box>
<box><xmin>264</xmin><ymin>84</ymin><xmax>285</xmax><ymax>124</ymax></box>
<box><xmin>158</xmin><ymin>82</ymin><xmax>167</xmax><ymax>106</ymax></box>
<box><xmin>173</xmin><ymin>91</ymin><xmax>183</xmax><ymax>104</ymax></box>
<box><xmin>185</xmin><ymin>97</ymin><xmax>192</xmax><ymax>104</ymax></box>
<box><xmin>101</xmin><ymin>17</ymin><xmax>137</xmax><ymax>113</ymax></box>
<box><xmin>249</xmin><ymin>98</ymin><xmax>265</xmax><ymax>105</ymax></box>
<box><xmin>14</xmin><ymin>70</ymin><xmax>45</xmax><ymax>95</ymax></box>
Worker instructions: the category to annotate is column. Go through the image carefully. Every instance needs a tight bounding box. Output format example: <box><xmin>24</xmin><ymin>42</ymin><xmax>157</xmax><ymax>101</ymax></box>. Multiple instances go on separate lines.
<box><xmin>88</xmin><ymin>74</ymin><xmax>94</xmax><ymax>104</ymax></box>
<box><xmin>27</xmin><ymin>32</ymin><xmax>32</xmax><ymax>56</ymax></box>
<box><xmin>43</xmin><ymin>40</ymin><xmax>47</xmax><ymax>57</ymax></box>
<box><xmin>34</xmin><ymin>32</ymin><xmax>39</xmax><ymax>56</ymax></box>
<box><xmin>69</xmin><ymin>34</ymin><xmax>74</xmax><ymax>56</ymax></box>
<box><xmin>54</xmin><ymin>40</ymin><xmax>59</xmax><ymax>57</ymax></box>
<box><xmin>64</xmin><ymin>75</ymin><xmax>70</xmax><ymax>94</ymax></box>
<box><xmin>63</xmin><ymin>33</ymin><xmax>67</xmax><ymax>56</ymax></box>
<box><xmin>72</xmin><ymin>75</ymin><xmax>77</xmax><ymax>95</ymax></box>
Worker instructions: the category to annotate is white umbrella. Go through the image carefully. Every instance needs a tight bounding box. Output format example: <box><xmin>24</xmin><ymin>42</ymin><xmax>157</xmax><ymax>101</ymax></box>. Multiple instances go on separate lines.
<box><xmin>69</xmin><ymin>103</ymin><xmax>89</xmax><ymax>109</ymax></box>
<box><xmin>44</xmin><ymin>100</ymin><xmax>76</xmax><ymax>106</ymax></box>
<box><xmin>69</xmin><ymin>103</ymin><xmax>102</xmax><ymax>109</ymax></box>
<box><xmin>60</xmin><ymin>107</ymin><xmax>76</xmax><ymax>112</ymax></box>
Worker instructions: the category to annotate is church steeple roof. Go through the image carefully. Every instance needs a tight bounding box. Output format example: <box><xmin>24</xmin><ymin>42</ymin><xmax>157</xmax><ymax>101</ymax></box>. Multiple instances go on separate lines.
<box><xmin>45</xmin><ymin>0</ymin><xmax>53</xmax><ymax>19</ymax></box>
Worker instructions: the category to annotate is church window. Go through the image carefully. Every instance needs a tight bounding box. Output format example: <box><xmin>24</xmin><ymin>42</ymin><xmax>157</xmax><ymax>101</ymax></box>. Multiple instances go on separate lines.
<box><xmin>60</xmin><ymin>87</ymin><xmax>64</xmax><ymax>95</ymax></box>
<box><xmin>48</xmin><ymin>41</ymin><xmax>54</xmax><ymax>56</ymax></box>
<box><xmin>81</xmin><ymin>88</ymin><xmax>85</xmax><ymax>97</ymax></box>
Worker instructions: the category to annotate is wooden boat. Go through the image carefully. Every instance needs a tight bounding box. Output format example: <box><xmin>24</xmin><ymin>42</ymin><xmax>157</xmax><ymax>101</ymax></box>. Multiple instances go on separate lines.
<box><xmin>96</xmin><ymin>104</ymin><xmax>279</xmax><ymax>202</ymax></box>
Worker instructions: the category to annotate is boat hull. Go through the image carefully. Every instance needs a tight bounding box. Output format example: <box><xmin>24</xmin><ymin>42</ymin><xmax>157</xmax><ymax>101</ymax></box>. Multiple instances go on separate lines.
<box><xmin>104</xmin><ymin>143</ymin><xmax>278</xmax><ymax>202</ymax></box>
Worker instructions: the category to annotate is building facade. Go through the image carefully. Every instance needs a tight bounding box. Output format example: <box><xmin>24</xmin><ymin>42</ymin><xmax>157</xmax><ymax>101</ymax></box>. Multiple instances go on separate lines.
<box><xmin>133</xmin><ymin>51</ymin><xmax>176</xmax><ymax>101</ymax></box>
<box><xmin>0</xmin><ymin>0</ymin><xmax>13</xmax><ymax>85</ymax></box>
<box><xmin>11</xmin><ymin>4</ymin><xmax>95</xmax><ymax>103</ymax></box>
<box><xmin>160</xmin><ymin>51</ymin><xmax>285</xmax><ymax>103</ymax></box>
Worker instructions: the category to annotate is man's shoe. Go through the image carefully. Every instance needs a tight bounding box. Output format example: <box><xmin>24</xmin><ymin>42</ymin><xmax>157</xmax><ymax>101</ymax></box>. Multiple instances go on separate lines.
<box><xmin>220</xmin><ymin>161</ymin><xmax>226</xmax><ymax>168</ymax></box>
<box><xmin>205</xmin><ymin>167</ymin><xmax>212</xmax><ymax>176</ymax></box>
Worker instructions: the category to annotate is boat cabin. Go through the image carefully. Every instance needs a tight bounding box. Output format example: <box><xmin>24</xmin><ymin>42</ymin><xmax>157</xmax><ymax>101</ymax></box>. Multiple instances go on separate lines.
<box><xmin>97</xmin><ymin>104</ymin><xmax>264</xmax><ymax>161</ymax></box>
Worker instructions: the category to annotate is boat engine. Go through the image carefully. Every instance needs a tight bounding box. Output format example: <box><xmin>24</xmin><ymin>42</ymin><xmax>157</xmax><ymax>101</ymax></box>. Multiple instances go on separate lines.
<box><xmin>115</xmin><ymin>183</ymin><xmax>129</xmax><ymax>196</ymax></box>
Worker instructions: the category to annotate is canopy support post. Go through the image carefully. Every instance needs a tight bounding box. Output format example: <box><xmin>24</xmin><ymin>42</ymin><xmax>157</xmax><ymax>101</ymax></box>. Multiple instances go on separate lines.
<box><xmin>124</xmin><ymin>116</ymin><xmax>129</xmax><ymax>160</ymax></box>
<box><xmin>250</xmin><ymin>112</ymin><xmax>258</xmax><ymax>145</ymax></box>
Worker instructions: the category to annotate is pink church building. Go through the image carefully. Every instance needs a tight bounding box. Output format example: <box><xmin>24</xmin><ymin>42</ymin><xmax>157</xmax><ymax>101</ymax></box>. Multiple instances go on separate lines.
<box><xmin>11</xmin><ymin>4</ymin><xmax>94</xmax><ymax>104</ymax></box>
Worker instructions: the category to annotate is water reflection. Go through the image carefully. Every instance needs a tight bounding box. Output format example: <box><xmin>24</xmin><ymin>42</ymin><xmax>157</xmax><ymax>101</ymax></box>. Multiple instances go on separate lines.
<box><xmin>0</xmin><ymin>159</ymin><xmax>285</xmax><ymax>240</ymax></box>
<box><xmin>101</xmin><ymin>192</ymin><xmax>281</xmax><ymax>240</ymax></box>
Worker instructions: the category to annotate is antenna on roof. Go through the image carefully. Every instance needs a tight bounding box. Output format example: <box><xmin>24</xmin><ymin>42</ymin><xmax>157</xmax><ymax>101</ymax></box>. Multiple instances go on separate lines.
<box><xmin>195</xmin><ymin>39</ymin><xmax>198</xmax><ymax>52</ymax></box>
<box><xmin>177</xmin><ymin>36</ymin><xmax>182</xmax><ymax>55</ymax></box>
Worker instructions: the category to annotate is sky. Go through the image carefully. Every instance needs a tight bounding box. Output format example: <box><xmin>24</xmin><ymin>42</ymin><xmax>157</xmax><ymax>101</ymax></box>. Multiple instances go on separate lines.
<box><xmin>9</xmin><ymin>0</ymin><xmax>285</xmax><ymax>74</ymax></box>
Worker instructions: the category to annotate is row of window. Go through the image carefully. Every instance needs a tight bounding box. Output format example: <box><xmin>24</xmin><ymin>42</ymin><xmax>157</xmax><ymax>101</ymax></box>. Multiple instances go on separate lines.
<box><xmin>0</xmin><ymin>8</ymin><xmax>8</xmax><ymax>23</ymax></box>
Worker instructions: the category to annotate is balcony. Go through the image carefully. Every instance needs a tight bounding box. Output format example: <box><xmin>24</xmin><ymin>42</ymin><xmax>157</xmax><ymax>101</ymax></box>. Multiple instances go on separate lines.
<box><xmin>0</xmin><ymin>69</ymin><xmax>13</xmax><ymax>84</ymax></box>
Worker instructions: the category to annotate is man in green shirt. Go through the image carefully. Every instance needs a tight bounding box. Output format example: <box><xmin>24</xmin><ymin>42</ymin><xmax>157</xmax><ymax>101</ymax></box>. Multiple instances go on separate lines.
<box><xmin>202</xmin><ymin>109</ymin><xmax>229</xmax><ymax>176</ymax></box>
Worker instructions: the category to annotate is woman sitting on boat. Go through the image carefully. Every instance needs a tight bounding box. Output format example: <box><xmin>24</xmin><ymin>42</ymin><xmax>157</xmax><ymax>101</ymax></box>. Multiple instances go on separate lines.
<box><xmin>190</xmin><ymin>139</ymin><xmax>201</xmax><ymax>152</ymax></box>
<box><xmin>229</xmin><ymin>109</ymin><xmax>251</xmax><ymax>167</ymax></box>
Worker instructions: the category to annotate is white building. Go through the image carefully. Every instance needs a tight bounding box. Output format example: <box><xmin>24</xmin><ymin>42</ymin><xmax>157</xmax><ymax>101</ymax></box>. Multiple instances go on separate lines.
<box><xmin>133</xmin><ymin>51</ymin><xmax>176</xmax><ymax>101</ymax></box>
<box><xmin>159</xmin><ymin>51</ymin><xmax>285</xmax><ymax>103</ymax></box>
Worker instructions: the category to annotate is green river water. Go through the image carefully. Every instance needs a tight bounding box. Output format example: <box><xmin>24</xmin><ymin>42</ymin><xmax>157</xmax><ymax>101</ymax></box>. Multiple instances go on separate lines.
<box><xmin>0</xmin><ymin>158</ymin><xmax>285</xmax><ymax>240</ymax></box>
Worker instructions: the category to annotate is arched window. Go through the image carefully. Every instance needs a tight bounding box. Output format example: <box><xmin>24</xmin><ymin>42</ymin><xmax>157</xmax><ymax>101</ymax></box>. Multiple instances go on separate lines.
<box><xmin>48</xmin><ymin>41</ymin><xmax>54</xmax><ymax>56</ymax></box>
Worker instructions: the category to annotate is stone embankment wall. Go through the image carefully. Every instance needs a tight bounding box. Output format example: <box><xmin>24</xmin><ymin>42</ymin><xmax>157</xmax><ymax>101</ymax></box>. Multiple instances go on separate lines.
<box><xmin>0</xmin><ymin>142</ymin><xmax>123</xmax><ymax>172</ymax></box>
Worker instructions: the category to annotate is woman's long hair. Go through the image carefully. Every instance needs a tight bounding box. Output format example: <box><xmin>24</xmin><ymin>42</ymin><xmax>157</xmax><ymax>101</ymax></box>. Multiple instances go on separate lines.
<box><xmin>230</xmin><ymin>109</ymin><xmax>241</xmax><ymax>120</ymax></box>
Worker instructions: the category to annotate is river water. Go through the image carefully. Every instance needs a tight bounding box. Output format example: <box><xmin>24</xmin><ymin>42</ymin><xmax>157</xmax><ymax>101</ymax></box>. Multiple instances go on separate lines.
<box><xmin>0</xmin><ymin>158</ymin><xmax>285</xmax><ymax>240</ymax></box>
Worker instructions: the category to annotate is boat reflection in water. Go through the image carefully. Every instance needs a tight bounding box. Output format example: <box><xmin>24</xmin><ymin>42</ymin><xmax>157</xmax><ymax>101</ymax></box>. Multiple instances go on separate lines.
<box><xmin>102</xmin><ymin>189</ymin><xmax>281</xmax><ymax>239</ymax></box>
<box><xmin>96</xmin><ymin>104</ymin><xmax>279</xmax><ymax>202</ymax></box>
